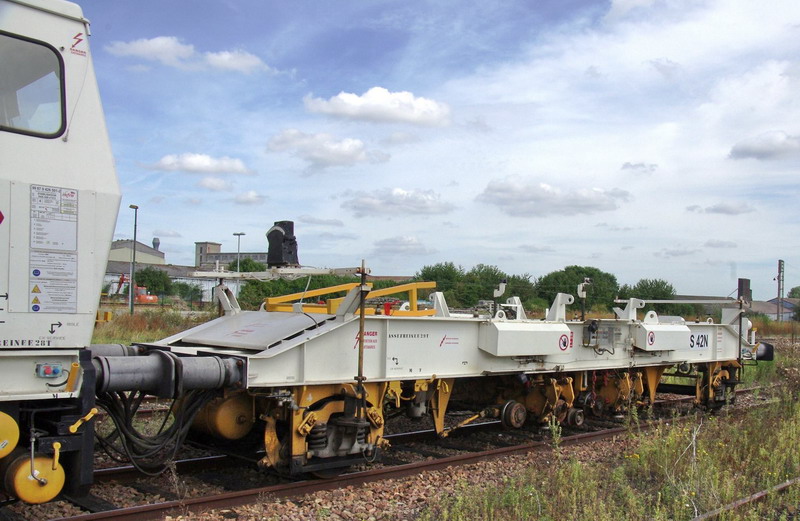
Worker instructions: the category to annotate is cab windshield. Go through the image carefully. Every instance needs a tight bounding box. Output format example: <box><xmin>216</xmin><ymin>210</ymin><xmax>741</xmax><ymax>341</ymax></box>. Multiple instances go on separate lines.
<box><xmin>0</xmin><ymin>31</ymin><xmax>65</xmax><ymax>138</ymax></box>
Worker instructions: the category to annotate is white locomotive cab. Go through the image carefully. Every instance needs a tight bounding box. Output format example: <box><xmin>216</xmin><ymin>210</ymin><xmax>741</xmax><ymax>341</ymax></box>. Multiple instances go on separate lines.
<box><xmin>0</xmin><ymin>0</ymin><xmax>121</xmax><ymax>353</ymax></box>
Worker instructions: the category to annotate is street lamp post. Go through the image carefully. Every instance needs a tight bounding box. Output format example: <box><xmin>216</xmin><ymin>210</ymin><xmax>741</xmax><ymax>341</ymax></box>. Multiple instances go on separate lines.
<box><xmin>233</xmin><ymin>232</ymin><xmax>245</xmax><ymax>295</ymax></box>
<box><xmin>129</xmin><ymin>204</ymin><xmax>139</xmax><ymax>315</ymax></box>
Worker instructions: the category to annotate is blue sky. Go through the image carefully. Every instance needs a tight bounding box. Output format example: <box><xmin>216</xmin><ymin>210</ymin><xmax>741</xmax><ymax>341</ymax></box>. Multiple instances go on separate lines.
<box><xmin>79</xmin><ymin>0</ymin><xmax>800</xmax><ymax>300</ymax></box>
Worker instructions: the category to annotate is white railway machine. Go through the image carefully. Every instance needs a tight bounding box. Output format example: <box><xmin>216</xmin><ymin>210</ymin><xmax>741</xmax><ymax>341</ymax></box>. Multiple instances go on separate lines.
<box><xmin>0</xmin><ymin>0</ymin><xmax>120</xmax><ymax>505</ymax></box>
<box><xmin>0</xmin><ymin>0</ymin><xmax>776</xmax><ymax>505</ymax></box>
<box><xmin>136</xmin><ymin>278</ymin><xmax>773</xmax><ymax>478</ymax></box>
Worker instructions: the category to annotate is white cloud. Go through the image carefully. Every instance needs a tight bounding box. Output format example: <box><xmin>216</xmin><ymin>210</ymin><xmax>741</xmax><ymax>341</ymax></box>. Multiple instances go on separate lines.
<box><xmin>153</xmin><ymin>229</ymin><xmax>182</xmax><ymax>238</ymax></box>
<box><xmin>106</xmin><ymin>36</ymin><xmax>194</xmax><ymax>67</ymax></box>
<box><xmin>595</xmin><ymin>222</ymin><xmax>635</xmax><ymax>232</ymax></box>
<box><xmin>604</xmin><ymin>0</ymin><xmax>658</xmax><ymax>23</ymax></box>
<box><xmin>234</xmin><ymin>191</ymin><xmax>265</xmax><ymax>205</ymax></box>
<box><xmin>311</xmin><ymin>231</ymin><xmax>358</xmax><ymax>242</ymax></box>
<box><xmin>149</xmin><ymin>153</ymin><xmax>252</xmax><ymax>174</ymax></box>
<box><xmin>621</xmin><ymin>162</ymin><xmax>658</xmax><ymax>174</ymax></box>
<box><xmin>729</xmin><ymin>131</ymin><xmax>800</xmax><ymax>160</ymax></box>
<box><xmin>519</xmin><ymin>244</ymin><xmax>555</xmax><ymax>253</ymax></box>
<box><xmin>381</xmin><ymin>132</ymin><xmax>421</xmax><ymax>145</ymax></box>
<box><xmin>198</xmin><ymin>176</ymin><xmax>232</xmax><ymax>191</ymax></box>
<box><xmin>106</xmin><ymin>36</ymin><xmax>271</xmax><ymax>73</ymax></box>
<box><xmin>656</xmin><ymin>248</ymin><xmax>699</xmax><ymax>258</ymax></box>
<box><xmin>687</xmin><ymin>203</ymin><xmax>754</xmax><ymax>215</ymax></box>
<box><xmin>370</xmin><ymin>236</ymin><xmax>435</xmax><ymax>257</ymax></box>
<box><xmin>304</xmin><ymin>87</ymin><xmax>451</xmax><ymax>126</ymax></box>
<box><xmin>204</xmin><ymin>50</ymin><xmax>271</xmax><ymax>74</ymax></box>
<box><xmin>267</xmin><ymin>129</ymin><xmax>388</xmax><ymax>171</ymax></box>
<box><xmin>340</xmin><ymin>188</ymin><xmax>455</xmax><ymax>218</ymax></box>
<box><xmin>648</xmin><ymin>58</ymin><xmax>682</xmax><ymax>80</ymax></box>
<box><xmin>704</xmin><ymin>239</ymin><xmax>737</xmax><ymax>248</ymax></box>
<box><xmin>298</xmin><ymin>215</ymin><xmax>344</xmax><ymax>227</ymax></box>
<box><xmin>477</xmin><ymin>176</ymin><xmax>631</xmax><ymax>217</ymax></box>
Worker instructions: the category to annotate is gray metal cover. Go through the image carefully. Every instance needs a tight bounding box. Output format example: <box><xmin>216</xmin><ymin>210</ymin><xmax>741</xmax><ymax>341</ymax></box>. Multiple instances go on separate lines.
<box><xmin>177</xmin><ymin>311</ymin><xmax>337</xmax><ymax>351</ymax></box>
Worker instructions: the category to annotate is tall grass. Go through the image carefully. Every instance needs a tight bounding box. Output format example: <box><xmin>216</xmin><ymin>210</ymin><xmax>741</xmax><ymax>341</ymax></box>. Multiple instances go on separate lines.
<box><xmin>749</xmin><ymin>316</ymin><xmax>799</xmax><ymax>339</ymax></box>
<box><xmin>421</xmin><ymin>341</ymin><xmax>800</xmax><ymax>521</ymax></box>
<box><xmin>92</xmin><ymin>309</ymin><xmax>214</xmax><ymax>344</ymax></box>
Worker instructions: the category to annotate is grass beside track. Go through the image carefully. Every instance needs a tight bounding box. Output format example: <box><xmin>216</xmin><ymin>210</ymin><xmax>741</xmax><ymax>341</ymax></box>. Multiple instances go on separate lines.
<box><xmin>420</xmin><ymin>341</ymin><xmax>800</xmax><ymax>521</ymax></box>
<box><xmin>92</xmin><ymin>309</ymin><xmax>215</xmax><ymax>344</ymax></box>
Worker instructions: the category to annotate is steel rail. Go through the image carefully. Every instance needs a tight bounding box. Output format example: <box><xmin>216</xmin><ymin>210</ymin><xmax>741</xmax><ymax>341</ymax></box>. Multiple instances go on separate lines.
<box><xmin>691</xmin><ymin>476</ymin><xmax>800</xmax><ymax>520</ymax></box>
<box><xmin>55</xmin><ymin>424</ymin><xmax>641</xmax><ymax>521</ymax></box>
<box><xmin>58</xmin><ymin>386</ymin><xmax>769</xmax><ymax>521</ymax></box>
<box><xmin>93</xmin><ymin>454</ymin><xmax>232</xmax><ymax>483</ymax></box>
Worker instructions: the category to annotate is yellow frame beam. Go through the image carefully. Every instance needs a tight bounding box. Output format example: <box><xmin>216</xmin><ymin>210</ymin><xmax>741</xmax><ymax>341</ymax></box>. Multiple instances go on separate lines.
<box><xmin>264</xmin><ymin>281</ymin><xmax>437</xmax><ymax>315</ymax></box>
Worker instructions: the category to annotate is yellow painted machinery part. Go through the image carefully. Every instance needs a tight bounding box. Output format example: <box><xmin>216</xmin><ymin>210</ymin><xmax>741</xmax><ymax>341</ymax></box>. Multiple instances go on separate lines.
<box><xmin>430</xmin><ymin>378</ymin><xmax>454</xmax><ymax>436</ymax></box>
<box><xmin>518</xmin><ymin>377</ymin><xmax>574</xmax><ymax>422</ymax></box>
<box><xmin>642</xmin><ymin>366</ymin><xmax>667</xmax><ymax>403</ymax></box>
<box><xmin>68</xmin><ymin>408</ymin><xmax>97</xmax><ymax>434</ymax></box>
<box><xmin>0</xmin><ymin>412</ymin><xmax>19</xmax><ymax>460</ymax></box>
<box><xmin>288</xmin><ymin>382</ymin><xmax>389</xmax><ymax>459</ymax></box>
<box><xmin>192</xmin><ymin>391</ymin><xmax>255</xmax><ymax>441</ymax></box>
<box><xmin>632</xmin><ymin>372</ymin><xmax>644</xmax><ymax>399</ymax></box>
<box><xmin>264</xmin><ymin>280</ymin><xmax>437</xmax><ymax>314</ymax></box>
<box><xmin>385</xmin><ymin>381</ymin><xmax>402</xmax><ymax>408</ymax></box>
<box><xmin>2</xmin><ymin>452</ymin><xmax>65</xmax><ymax>504</ymax></box>
<box><xmin>559</xmin><ymin>378</ymin><xmax>575</xmax><ymax>407</ymax></box>
<box><xmin>696</xmin><ymin>362</ymin><xmax>723</xmax><ymax>405</ymax></box>
<box><xmin>521</xmin><ymin>384</ymin><xmax>548</xmax><ymax>418</ymax></box>
<box><xmin>64</xmin><ymin>362</ymin><xmax>81</xmax><ymax>393</ymax></box>
<box><xmin>596</xmin><ymin>372</ymin><xmax>631</xmax><ymax>411</ymax></box>
<box><xmin>259</xmin><ymin>415</ymin><xmax>282</xmax><ymax>470</ymax></box>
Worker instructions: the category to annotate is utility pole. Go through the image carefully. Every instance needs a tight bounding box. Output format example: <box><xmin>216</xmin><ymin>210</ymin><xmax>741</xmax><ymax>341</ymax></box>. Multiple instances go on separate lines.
<box><xmin>129</xmin><ymin>204</ymin><xmax>139</xmax><ymax>315</ymax></box>
<box><xmin>233</xmin><ymin>232</ymin><xmax>245</xmax><ymax>296</ymax></box>
<box><xmin>777</xmin><ymin>259</ymin><xmax>785</xmax><ymax>322</ymax></box>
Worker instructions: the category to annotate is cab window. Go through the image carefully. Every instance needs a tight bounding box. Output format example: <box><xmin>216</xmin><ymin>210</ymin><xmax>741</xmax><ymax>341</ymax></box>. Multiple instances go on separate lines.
<box><xmin>0</xmin><ymin>31</ymin><xmax>65</xmax><ymax>138</ymax></box>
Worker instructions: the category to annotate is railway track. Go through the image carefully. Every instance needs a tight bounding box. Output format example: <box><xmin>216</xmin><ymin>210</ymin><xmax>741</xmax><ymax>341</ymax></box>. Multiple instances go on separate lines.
<box><xmin>56</xmin><ymin>424</ymin><xmax>642</xmax><ymax>521</ymax></box>
<box><xmin>0</xmin><ymin>385</ymin><xmax>770</xmax><ymax>521</ymax></box>
<box><xmin>36</xmin><ymin>386</ymin><xmax>772</xmax><ymax>521</ymax></box>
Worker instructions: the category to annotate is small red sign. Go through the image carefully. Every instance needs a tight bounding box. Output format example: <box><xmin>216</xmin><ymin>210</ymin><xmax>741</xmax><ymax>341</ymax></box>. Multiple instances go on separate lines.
<box><xmin>0</xmin><ymin>210</ymin><xmax>4</xmax><ymax>225</ymax></box>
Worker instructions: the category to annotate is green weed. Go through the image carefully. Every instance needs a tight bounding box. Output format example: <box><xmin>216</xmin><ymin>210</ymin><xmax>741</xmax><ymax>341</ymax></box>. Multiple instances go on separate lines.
<box><xmin>420</xmin><ymin>371</ymin><xmax>800</xmax><ymax>521</ymax></box>
<box><xmin>92</xmin><ymin>309</ymin><xmax>214</xmax><ymax>344</ymax></box>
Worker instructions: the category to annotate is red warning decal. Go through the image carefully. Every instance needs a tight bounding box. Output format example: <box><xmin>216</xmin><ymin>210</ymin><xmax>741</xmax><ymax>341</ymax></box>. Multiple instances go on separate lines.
<box><xmin>558</xmin><ymin>334</ymin><xmax>569</xmax><ymax>351</ymax></box>
<box><xmin>0</xmin><ymin>210</ymin><xmax>4</xmax><ymax>225</ymax></box>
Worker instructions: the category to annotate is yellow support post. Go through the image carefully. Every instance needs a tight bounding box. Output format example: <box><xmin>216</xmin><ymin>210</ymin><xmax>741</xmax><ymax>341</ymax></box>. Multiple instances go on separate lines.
<box><xmin>430</xmin><ymin>378</ymin><xmax>454</xmax><ymax>436</ymax></box>
<box><xmin>642</xmin><ymin>366</ymin><xmax>667</xmax><ymax>404</ymax></box>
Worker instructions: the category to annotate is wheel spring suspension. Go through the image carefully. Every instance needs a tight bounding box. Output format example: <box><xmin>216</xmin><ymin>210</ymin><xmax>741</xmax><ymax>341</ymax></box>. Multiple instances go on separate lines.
<box><xmin>356</xmin><ymin>426</ymin><xmax>367</xmax><ymax>445</ymax></box>
<box><xmin>308</xmin><ymin>423</ymin><xmax>327</xmax><ymax>451</ymax></box>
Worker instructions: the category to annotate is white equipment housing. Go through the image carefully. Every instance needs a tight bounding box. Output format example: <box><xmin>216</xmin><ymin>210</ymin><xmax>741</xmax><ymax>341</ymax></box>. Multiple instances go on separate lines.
<box><xmin>0</xmin><ymin>0</ymin><xmax>120</xmax><ymax>398</ymax></box>
<box><xmin>156</xmin><ymin>291</ymin><xmax>750</xmax><ymax>389</ymax></box>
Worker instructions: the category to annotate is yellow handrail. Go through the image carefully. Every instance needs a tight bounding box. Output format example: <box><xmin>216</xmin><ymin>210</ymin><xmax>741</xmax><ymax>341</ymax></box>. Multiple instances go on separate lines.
<box><xmin>264</xmin><ymin>281</ymin><xmax>437</xmax><ymax>315</ymax></box>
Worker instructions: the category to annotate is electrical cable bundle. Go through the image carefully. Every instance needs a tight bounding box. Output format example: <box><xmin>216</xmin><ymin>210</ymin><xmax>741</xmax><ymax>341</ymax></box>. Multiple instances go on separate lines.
<box><xmin>95</xmin><ymin>389</ymin><xmax>216</xmax><ymax>475</ymax></box>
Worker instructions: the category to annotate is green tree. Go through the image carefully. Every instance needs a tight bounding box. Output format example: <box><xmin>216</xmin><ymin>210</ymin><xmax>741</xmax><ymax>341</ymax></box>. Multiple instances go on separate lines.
<box><xmin>134</xmin><ymin>266</ymin><xmax>172</xmax><ymax>295</ymax></box>
<box><xmin>236</xmin><ymin>274</ymin><xmax>365</xmax><ymax>310</ymax></box>
<box><xmin>788</xmin><ymin>286</ymin><xmax>800</xmax><ymax>298</ymax></box>
<box><xmin>415</xmin><ymin>262</ymin><xmax>464</xmax><ymax>293</ymax></box>
<box><xmin>414</xmin><ymin>262</ymin><xmax>466</xmax><ymax>306</ymax></box>
<box><xmin>457</xmin><ymin>264</ymin><xmax>508</xmax><ymax>306</ymax></box>
<box><xmin>618</xmin><ymin>278</ymin><xmax>695</xmax><ymax>316</ymax></box>
<box><xmin>228</xmin><ymin>257</ymin><xmax>266</xmax><ymax>272</ymax></box>
<box><xmin>506</xmin><ymin>273</ymin><xmax>537</xmax><ymax>307</ymax></box>
<box><xmin>173</xmin><ymin>281</ymin><xmax>203</xmax><ymax>302</ymax></box>
<box><xmin>534</xmin><ymin>265</ymin><xmax>618</xmax><ymax>310</ymax></box>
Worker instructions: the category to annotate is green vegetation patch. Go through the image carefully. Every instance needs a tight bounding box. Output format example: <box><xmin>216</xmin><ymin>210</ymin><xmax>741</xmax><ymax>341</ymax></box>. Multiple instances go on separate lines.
<box><xmin>421</xmin><ymin>341</ymin><xmax>800</xmax><ymax>521</ymax></box>
<box><xmin>422</xmin><ymin>402</ymin><xmax>800</xmax><ymax>520</ymax></box>
<box><xmin>92</xmin><ymin>309</ymin><xmax>214</xmax><ymax>344</ymax></box>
